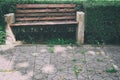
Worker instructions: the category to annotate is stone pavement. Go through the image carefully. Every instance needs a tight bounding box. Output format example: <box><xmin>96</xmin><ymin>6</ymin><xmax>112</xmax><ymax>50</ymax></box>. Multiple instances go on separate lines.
<box><xmin>0</xmin><ymin>44</ymin><xmax>120</xmax><ymax>80</ymax></box>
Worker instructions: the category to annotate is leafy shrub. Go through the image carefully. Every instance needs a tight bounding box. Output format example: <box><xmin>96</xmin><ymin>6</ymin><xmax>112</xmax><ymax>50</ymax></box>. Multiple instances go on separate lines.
<box><xmin>0</xmin><ymin>27</ymin><xmax>5</xmax><ymax>44</ymax></box>
<box><xmin>85</xmin><ymin>1</ymin><xmax>120</xmax><ymax>44</ymax></box>
<box><xmin>46</xmin><ymin>38</ymin><xmax>75</xmax><ymax>45</ymax></box>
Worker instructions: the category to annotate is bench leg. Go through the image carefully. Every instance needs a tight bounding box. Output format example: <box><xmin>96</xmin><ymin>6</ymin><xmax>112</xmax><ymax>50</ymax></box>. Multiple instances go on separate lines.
<box><xmin>5</xmin><ymin>24</ymin><xmax>16</xmax><ymax>45</ymax></box>
<box><xmin>76</xmin><ymin>12</ymin><xmax>85</xmax><ymax>45</ymax></box>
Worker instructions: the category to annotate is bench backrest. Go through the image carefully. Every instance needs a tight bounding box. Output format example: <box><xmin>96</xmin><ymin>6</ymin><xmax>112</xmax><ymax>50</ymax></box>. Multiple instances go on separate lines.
<box><xmin>15</xmin><ymin>4</ymin><xmax>76</xmax><ymax>23</ymax></box>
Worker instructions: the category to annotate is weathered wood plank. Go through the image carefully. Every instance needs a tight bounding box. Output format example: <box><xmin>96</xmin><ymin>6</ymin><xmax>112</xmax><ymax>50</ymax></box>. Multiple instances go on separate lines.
<box><xmin>16</xmin><ymin>16</ymin><xmax>76</xmax><ymax>21</ymax></box>
<box><xmin>16</xmin><ymin>9</ymin><xmax>75</xmax><ymax>13</ymax></box>
<box><xmin>15</xmin><ymin>13</ymin><xmax>75</xmax><ymax>17</ymax></box>
<box><xmin>10</xmin><ymin>21</ymin><xmax>77</xmax><ymax>26</ymax></box>
<box><xmin>16</xmin><ymin>4</ymin><xmax>76</xmax><ymax>8</ymax></box>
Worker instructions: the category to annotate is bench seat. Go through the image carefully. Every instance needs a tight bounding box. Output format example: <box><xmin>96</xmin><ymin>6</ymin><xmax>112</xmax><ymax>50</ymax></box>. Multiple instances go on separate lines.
<box><xmin>10</xmin><ymin>21</ymin><xmax>78</xmax><ymax>27</ymax></box>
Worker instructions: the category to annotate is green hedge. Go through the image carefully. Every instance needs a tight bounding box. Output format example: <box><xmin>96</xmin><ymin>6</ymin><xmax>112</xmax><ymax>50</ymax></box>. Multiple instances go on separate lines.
<box><xmin>85</xmin><ymin>1</ymin><xmax>120</xmax><ymax>44</ymax></box>
<box><xmin>0</xmin><ymin>26</ymin><xmax>5</xmax><ymax>44</ymax></box>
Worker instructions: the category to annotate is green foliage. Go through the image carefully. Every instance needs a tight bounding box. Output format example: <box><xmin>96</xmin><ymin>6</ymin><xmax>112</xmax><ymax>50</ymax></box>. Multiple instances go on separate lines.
<box><xmin>0</xmin><ymin>27</ymin><xmax>5</xmax><ymax>44</ymax></box>
<box><xmin>85</xmin><ymin>2</ymin><xmax>120</xmax><ymax>44</ymax></box>
<box><xmin>73</xmin><ymin>65</ymin><xmax>82</xmax><ymax>79</ymax></box>
<box><xmin>96</xmin><ymin>58</ymin><xmax>103</xmax><ymax>62</ymax></box>
<box><xmin>80</xmin><ymin>49</ymin><xmax>86</xmax><ymax>55</ymax></box>
<box><xmin>72</xmin><ymin>59</ymin><xmax>77</xmax><ymax>62</ymax></box>
<box><xmin>49</xmin><ymin>46</ymin><xmax>54</xmax><ymax>53</ymax></box>
<box><xmin>80</xmin><ymin>49</ymin><xmax>87</xmax><ymax>63</ymax></box>
<box><xmin>28</xmin><ymin>35</ymin><xmax>36</xmax><ymax>44</ymax></box>
<box><xmin>46</xmin><ymin>38</ymin><xmax>75</xmax><ymax>45</ymax></box>
<box><xmin>105</xmin><ymin>63</ymin><xmax>118</xmax><ymax>73</ymax></box>
<box><xmin>105</xmin><ymin>67</ymin><xmax>118</xmax><ymax>73</ymax></box>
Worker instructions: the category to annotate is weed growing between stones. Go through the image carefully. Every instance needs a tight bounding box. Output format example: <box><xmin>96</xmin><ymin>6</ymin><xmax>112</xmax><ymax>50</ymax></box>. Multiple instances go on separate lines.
<box><xmin>28</xmin><ymin>35</ymin><xmax>35</xmax><ymax>44</ymax></box>
<box><xmin>46</xmin><ymin>38</ymin><xmax>75</xmax><ymax>45</ymax></box>
<box><xmin>81</xmin><ymin>49</ymin><xmax>86</xmax><ymax>55</ymax></box>
<box><xmin>105</xmin><ymin>67</ymin><xmax>118</xmax><ymax>73</ymax></box>
<box><xmin>105</xmin><ymin>64</ymin><xmax>118</xmax><ymax>73</ymax></box>
<box><xmin>58</xmin><ymin>68</ymin><xmax>63</xmax><ymax>72</ymax></box>
<box><xmin>72</xmin><ymin>59</ymin><xmax>77</xmax><ymax>62</ymax></box>
<box><xmin>49</xmin><ymin>46</ymin><xmax>54</xmax><ymax>64</ymax></box>
<box><xmin>96</xmin><ymin>58</ymin><xmax>103</xmax><ymax>62</ymax></box>
<box><xmin>81</xmin><ymin>49</ymin><xmax>87</xmax><ymax>64</ymax></box>
<box><xmin>49</xmin><ymin>46</ymin><xmax>54</xmax><ymax>53</ymax></box>
<box><xmin>73</xmin><ymin>65</ymin><xmax>82</xmax><ymax>80</ymax></box>
<box><xmin>80</xmin><ymin>49</ymin><xmax>90</xmax><ymax>79</ymax></box>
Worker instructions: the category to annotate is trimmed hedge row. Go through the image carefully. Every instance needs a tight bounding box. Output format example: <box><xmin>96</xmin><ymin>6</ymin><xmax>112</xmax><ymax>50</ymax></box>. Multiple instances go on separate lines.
<box><xmin>85</xmin><ymin>2</ymin><xmax>120</xmax><ymax>44</ymax></box>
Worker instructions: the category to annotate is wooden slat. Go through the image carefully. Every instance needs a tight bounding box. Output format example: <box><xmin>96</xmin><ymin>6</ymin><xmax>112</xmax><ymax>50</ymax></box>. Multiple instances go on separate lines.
<box><xmin>13</xmin><ymin>4</ymin><xmax>77</xmax><ymax>27</ymax></box>
<box><xmin>16</xmin><ymin>9</ymin><xmax>75</xmax><ymax>13</ymax></box>
<box><xmin>10</xmin><ymin>21</ymin><xmax>78</xmax><ymax>26</ymax></box>
<box><xmin>16</xmin><ymin>13</ymin><xmax>75</xmax><ymax>17</ymax></box>
<box><xmin>16</xmin><ymin>16</ymin><xmax>76</xmax><ymax>21</ymax></box>
<box><xmin>16</xmin><ymin>4</ymin><xmax>76</xmax><ymax>8</ymax></box>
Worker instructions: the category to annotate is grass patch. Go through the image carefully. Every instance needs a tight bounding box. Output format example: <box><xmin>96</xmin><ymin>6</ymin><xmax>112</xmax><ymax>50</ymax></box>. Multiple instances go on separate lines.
<box><xmin>105</xmin><ymin>67</ymin><xmax>118</xmax><ymax>73</ymax></box>
<box><xmin>46</xmin><ymin>38</ymin><xmax>75</xmax><ymax>45</ymax></box>
<box><xmin>80</xmin><ymin>49</ymin><xmax>86</xmax><ymax>55</ymax></box>
<box><xmin>73</xmin><ymin>65</ymin><xmax>82</xmax><ymax>79</ymax></box>
<box><xmin>49</xmin><ymin>46</ymin><xmax>54</xmax><ymax>53</ymax></box>
<box><xmin>105</xmin><ymin>64</ymin><xmax>118</xmax><ymax>73</ymax></box>
<box><xmin>96</xmin><ymin>58</ymin><xmax>103</xmax><ymax>62</ymax></box>
<box><xmin>72</xmin><ymin>59</ymin><xmax>77</xmax><ymax>62</ymax></box>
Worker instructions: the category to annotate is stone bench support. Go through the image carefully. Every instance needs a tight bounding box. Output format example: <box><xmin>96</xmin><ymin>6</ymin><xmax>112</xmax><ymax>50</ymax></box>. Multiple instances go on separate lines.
<box><xmin>76</xmin><ymin>11</ymin><xmax>85</xmax><ymax>44</ymax></box>
<box><xmin>4</xmin><ymin>13</ymin><xmax>16</xmax><ymax>44</ymax></box>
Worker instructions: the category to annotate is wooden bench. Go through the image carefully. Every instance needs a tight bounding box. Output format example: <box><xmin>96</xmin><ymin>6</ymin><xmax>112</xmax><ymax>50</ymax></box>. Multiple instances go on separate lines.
<box><xmin>4</xmin><ymin>4</ymin><xmax>84</xmax><ymax>44</ymax></box>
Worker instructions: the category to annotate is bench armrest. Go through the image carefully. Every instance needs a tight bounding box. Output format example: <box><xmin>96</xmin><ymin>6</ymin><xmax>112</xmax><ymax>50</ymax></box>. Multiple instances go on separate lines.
<box><xmin>4</xmin><ymin>13</ymin><xmax>15</xmax><ymax>24</ymax></box>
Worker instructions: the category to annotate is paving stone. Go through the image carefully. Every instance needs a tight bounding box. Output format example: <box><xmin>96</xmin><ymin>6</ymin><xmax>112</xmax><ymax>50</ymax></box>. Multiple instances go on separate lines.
<box><xmin>51</xmin><ymin>72</ymin><xmax>76</xmax><ymax>80</ymax></box>
<box><xmin>33</xmin><ymin>68</ymin><xmax>49</xmax><ymax>80</ymax></box>
<box><xmin>0</xmin><ymin>55</ymin><xmax>14</xmax><ymax>70</ymax></box>
<box><xmin>13</xmin><ymin>58</ymin><xmax>35</xmax><ymax>75</ymax></box>
<box><xmin>0</xmin><ymin>45</ymin><xmax>120</xmax><ymax>80</ymax></box>
<box><xmin>54</xmin><ymin>45</ymin><xmax>67</xmax><ymax>53</ymax></box>
<box><xmin>104</xmin><ymin>46</ymin><xmax>120</xmax><ymax>68</ymax></box>
<box><xmin>90</xmin><ymin>75</ymin><xmax>106</xmax><ymax>80</ymax></box>
<box><xmin>36</xmin><ymin>46</ymin><xmax>49</xmax><ymax>53</ymax></box>
<box><xmin>36</xmin><ymin>55</ymin><xmax>50</xmax><ymax>64</ymax></box>
<box><xmin>15</xmin><ymin>45</ymin><xmax>37</xmax><ymax>53</ymax></box>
